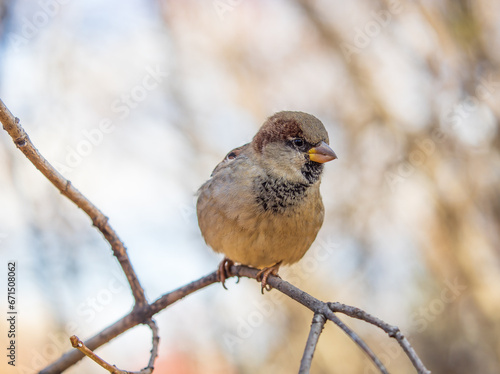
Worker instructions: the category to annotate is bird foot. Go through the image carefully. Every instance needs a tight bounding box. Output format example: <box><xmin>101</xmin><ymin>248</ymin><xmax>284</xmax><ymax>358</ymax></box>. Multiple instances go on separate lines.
<box><xmin>256</xmin><ymin>261</ymin><xmax>282</xmax><ymax>294</ymax></box>
<box><xmin>217</xmin><ymin>258</ymin><xmax>234</xmax><ymax>290</ymax></box>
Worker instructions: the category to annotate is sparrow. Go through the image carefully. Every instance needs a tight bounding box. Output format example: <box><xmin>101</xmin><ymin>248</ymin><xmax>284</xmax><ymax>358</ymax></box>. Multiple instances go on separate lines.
<box><xmin>196</xmin><ymin>111</ymin><xmax>337</xmax><ymax>291</ymax></box>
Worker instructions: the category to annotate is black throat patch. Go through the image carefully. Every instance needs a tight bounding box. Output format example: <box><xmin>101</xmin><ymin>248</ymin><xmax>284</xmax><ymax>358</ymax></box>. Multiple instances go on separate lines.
<box><xmin>301</xmin><ymin>161</ymin><xmax>324</xmax><ymax>184</ymax></box>
<box><xmin>255</xmin><ymin>177</ymin><xmax>310</xmax><ymax>213</ymax></box>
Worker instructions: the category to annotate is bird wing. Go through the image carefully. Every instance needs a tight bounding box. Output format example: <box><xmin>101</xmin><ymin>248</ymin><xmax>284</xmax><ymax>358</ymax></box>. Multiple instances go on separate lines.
<box><xmin>210</xmin><ymin>143</ymin><xmax>251</xmax><ymax>176</ymax></box>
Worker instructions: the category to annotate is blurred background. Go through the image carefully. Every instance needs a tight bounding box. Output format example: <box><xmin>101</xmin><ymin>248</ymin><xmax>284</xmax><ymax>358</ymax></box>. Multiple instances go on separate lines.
<box><xmin>0</xmin><ymin>0</ymin><xmax>499</xmax><ymax>373</ymax></box>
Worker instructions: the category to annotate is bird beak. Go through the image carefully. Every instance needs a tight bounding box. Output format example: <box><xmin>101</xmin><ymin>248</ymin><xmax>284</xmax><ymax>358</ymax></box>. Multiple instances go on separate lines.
<box><xmin>308</xmin><ymin>141</ymin><xmax>337</xmax><ymax>163</ymax></box>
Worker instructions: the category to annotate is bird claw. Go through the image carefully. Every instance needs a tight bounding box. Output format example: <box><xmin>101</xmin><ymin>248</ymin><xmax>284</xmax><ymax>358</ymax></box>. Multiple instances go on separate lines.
<box><xmin>217</xmin><ymin>258</ymin><xmax>234</xmax><ymax>290</ymax></box>
<box><xmin>256</xmin><ymin>261</ymin><xmax>282</xmax><ymax>294</ymax></box>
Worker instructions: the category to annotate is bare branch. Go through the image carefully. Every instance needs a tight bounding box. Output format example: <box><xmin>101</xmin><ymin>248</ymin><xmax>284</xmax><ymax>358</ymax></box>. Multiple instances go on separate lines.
<box><xmin>38</xmin><ymin>264</ymin><xmax>429</xmax><ymax>374</ymax></box>
<box><xmin>40</xmin><ymin>265</ymin><xmax>429</xmax><ymax>374</ymax></box>
<box><xmin>328</xmin><ymin>302</ymin><xmax>431</xmax><ymax>374</ymax></box>
<box><xmin>0</xmin><ymin>98</ymin><xmax>147</xmax><ymax>308</ymax></box>
<box><xmin>299</xmin><ymin>313</ymin><xmax>326</xmax><ymax>373</ymax></box>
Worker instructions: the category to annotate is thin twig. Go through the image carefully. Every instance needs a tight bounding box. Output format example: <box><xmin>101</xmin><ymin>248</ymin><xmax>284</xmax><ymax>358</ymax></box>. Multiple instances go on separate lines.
<box><xmin>0</xmin><ymin>98</ymin><xmax>147</xmax><ymax>308</ymax></box>
<box><xmin>321</xmin><ymin>309</ymin><xmax>389</xmax><ymax>374</ymax></box>
<box><xmin>328</xmin><ymin>302</ymin><xmax>431</xmax><ymax>374</ymax></box>
<box><xmin>299</xmin><ymin>313</ymin><xmax>326</xmax><ymax>374</ymax></box>
<box><xmin>70</xmin><ymin>335</ymin><xmax>128</xmax><ymax>374</ymax></box>
<box><xmin>141</xmin><ymin>319</ymin><xmax>160</xmax><ymax>374</ymax></box>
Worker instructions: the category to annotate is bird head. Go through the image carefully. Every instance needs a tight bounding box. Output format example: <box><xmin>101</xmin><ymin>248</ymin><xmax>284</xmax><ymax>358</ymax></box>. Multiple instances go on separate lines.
<box><xmin>252</xmin><ymin>111</ymin><xmax>337</xmax><ymax>185</ymax></box>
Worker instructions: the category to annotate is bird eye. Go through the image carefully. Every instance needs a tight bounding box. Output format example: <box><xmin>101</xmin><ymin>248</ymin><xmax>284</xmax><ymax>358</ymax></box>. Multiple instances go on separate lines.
<box><xmin>293</xmin><ymin>138</ymin><xmax>305</xmax><ymax>148</ymax></box>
